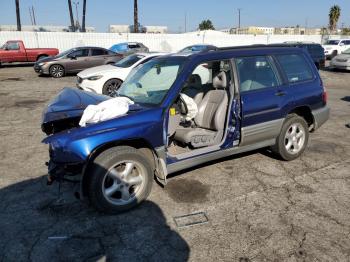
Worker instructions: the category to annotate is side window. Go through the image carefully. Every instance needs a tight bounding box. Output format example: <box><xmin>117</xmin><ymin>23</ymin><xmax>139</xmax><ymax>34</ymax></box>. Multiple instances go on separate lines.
<box><xmin>236</xmin><ymin>56</ymin><xmax>279</xmax><ymax>93</ymax></box>
<box><xmin>91</xmin><ymin>49</ymin><xmax>108</xmax><ymax>56</ymax></box>
<box><xmin>344</xmin><ymin>40</ymin><xmax>350</xmax><ymax>45</ymax></box>
<box><xmin>276</xmin><ymin>54</ymin><xmax>313</xmax><ymax>83</ymax></box>
<box><xmin>71</xmin><ymin>49</ymin><xmax>89</xmax><ymax>58</ymax></box>
<box><xmin>7</xmin><ymin>42</ymin><xmax>20</xmax><ymax>50</ymax></box>
<box><xmin>129</xmin><ymin>43</ymin><xmax>141</xmax><ymax>49</ymax></box>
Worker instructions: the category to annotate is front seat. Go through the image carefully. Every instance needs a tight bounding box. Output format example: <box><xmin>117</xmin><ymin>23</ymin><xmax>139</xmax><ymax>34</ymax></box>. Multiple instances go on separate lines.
<box><xmin>175</xmin><ymin>71</ymin><xmax>229</xmax><ymax>148</ymax></box>
<box><xmin>181</xmin><ymin>74</ymin><xmax>204</xmax><ymax>105</ymax></box>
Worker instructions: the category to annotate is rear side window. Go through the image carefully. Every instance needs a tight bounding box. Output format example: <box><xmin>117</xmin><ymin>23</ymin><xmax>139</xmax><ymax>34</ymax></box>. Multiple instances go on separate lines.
<box><xmin>236</xmin><ymin>56</ymin><xmax>280</xmax><ymax>93</ymax></box>
<box><xmin>129</xmin><ymin>43</ymin><xmax>141</xmax><ymax>49</ymax></box>
<box><xmin>276</xmin><ymin>54</ymin><xmax>313</xmax><ymax>83</ymax></box>
<box><xmin>91</xmin><ymin>49</ymin><xmax>108</xmax><ymax>56</ymax></box>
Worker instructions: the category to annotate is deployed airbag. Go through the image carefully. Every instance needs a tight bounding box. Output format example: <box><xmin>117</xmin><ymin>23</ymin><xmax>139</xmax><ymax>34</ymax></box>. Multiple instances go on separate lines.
<box><xmin>79</xmin><ymin>97</ymin><xmax>134</xmax><ymax>127</ymax></box>
<box><xmin>180</xmin><ymin>93</ymin><xmax>198</xmax><ymax>121</ymax></box>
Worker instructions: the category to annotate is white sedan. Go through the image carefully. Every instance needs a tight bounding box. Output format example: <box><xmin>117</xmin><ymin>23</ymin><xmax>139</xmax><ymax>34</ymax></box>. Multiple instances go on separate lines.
<box><xmin>76</xmin><ymin>52</ymin><xmax>166</xmax><ymax>95</ymax></box>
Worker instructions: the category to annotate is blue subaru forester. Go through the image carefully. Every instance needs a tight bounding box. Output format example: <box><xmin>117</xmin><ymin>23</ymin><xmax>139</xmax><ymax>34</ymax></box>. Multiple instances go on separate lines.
<box><xmin>42</xmin><ymin>46</ymin><xmax>330</xmax><ymax>213</ymax></box>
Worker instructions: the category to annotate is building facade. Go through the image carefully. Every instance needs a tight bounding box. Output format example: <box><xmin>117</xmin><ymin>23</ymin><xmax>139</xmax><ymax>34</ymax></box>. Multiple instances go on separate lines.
<box><xmin>109</xmin><ymin>25</ymin><xmax>167</xmax><ymax>34</ymax></box>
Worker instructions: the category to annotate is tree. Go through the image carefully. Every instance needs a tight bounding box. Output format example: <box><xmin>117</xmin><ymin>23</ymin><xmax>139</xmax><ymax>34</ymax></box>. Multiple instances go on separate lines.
<box><xmin>134</xmin><ymin>0</ymin><xmax>138</xmax><ymax>33</ymax></box>
<box><xmin>82</xmin><ymin>0</ymin><xmax>86</xmax><ymax>32</ymax></box>
<box><xmin>15</xmin><ymin>0</ymin><xmax>21</xmax><ymax>31</ymax></box>
<box><xmin>329</xmin><ymin>5</ymin><xmax>341</xmax><ymax>33</ymax></box>
<box><xmin>198</xmin><ymin>19</ymin><xmax>215</xmax><ymax>31</ymax></box>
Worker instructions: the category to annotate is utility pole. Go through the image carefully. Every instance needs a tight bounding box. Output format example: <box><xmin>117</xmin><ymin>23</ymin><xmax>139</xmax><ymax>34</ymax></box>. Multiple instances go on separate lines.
<box><xmin>15</xmin><ymin>0</ymin><xmax>21</xmax><ymax>31</ymax></box>
<box><xmin>184</xmin><ymin>12</ymin><xmax>187</xmax><ymax>33</ymax></box>
<box><xmin>238</xmin><ymin>8</ymin><xmax>242</xmax><ymax>29</ymax></box>
<box><xmin>32</xmin><ymin>6</ymin><xmax>36</xmax><ymax>25</ymax></box>
<box><xmin>82</xmin><ymin>0</ymin><xmax>86</xmax><ymax>32</ymax></box>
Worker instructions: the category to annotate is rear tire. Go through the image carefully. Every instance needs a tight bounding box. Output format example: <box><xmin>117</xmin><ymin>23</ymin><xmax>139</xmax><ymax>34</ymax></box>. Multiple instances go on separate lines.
<box><xmin>87</xmin><ymin>146</ymin><xmax>153</xmax><ymax>213</ymax></box>
<box><xmin>49</xmin><ymin>64</ymin><xmax>65</xmax><ymax>78</ymax></box>
<box><xmin>271</xmin><ymin>114</ymin><xmax>309</xmax><ymax>161</ymax></box>
<box><xmin>102</xmin><ymin>78</ymin><xmax>123</xmax><ymax>96</ymax></box>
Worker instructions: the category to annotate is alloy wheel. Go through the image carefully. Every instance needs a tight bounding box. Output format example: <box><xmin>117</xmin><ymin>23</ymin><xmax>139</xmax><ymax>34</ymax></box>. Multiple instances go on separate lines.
<box><xmin>102</xmin><ymin>160</ymin><xmax>145</xmax><ymax>205</ymax></box>
<box><xmin>284</xmin><ymin>123</ymin><xmax>306</xmax><ymax>155</ymax></box>
<box><xmin>51</xmin><ymin>65</ymin><xmax>64</xmax><ymax>78</ymax></box>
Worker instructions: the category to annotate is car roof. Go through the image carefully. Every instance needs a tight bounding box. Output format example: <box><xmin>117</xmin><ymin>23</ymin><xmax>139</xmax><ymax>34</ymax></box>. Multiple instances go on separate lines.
<box><xmin>162</xmin><ymin>46</ymin><xmax>306</xmax><ymax>60</ymax></box>
<box><xmin>136</xmin><ymin>52</ymin><xmax>169</xmax><ymax>57</ymax></box>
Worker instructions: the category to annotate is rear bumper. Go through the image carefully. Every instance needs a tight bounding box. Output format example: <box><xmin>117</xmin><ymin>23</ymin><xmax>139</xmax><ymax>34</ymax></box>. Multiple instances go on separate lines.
<box><xmin>312</xmin><ymin>106</ymin><xmax>330</xmax><ymax>130</ymax></box>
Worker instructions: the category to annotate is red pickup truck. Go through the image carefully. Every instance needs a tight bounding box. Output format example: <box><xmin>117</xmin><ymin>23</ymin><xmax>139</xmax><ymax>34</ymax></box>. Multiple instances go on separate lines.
<box><xmin>0</xmin><ymin>40</ymin><xmax>59</xmax><ymax>65</ymax></box>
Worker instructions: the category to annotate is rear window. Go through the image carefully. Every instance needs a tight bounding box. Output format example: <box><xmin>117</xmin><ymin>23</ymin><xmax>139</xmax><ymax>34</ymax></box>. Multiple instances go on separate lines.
<box><xmin>276</xmin><ymin>54</ymin><xmax>314</xmax><ymax>83</ymax></box>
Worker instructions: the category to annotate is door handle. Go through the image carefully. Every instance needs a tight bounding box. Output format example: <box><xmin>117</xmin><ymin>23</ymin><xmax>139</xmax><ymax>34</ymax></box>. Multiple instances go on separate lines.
<box><xmin>275</xmin><ymin>91</ymin><xmax>286</xmax><ymax>97</ymax></box>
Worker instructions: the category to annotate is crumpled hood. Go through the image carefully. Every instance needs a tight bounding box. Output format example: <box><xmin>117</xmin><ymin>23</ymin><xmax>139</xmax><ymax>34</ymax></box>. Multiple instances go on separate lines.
<box><xmin>77</xmin><ymin>64</ymin><xmax>122</xmax><ymax>78</ymax></box>
<box><xmin>41</xmin><ymin>87</ymin><xmax>147</xmax><ymax>135</ymax></box>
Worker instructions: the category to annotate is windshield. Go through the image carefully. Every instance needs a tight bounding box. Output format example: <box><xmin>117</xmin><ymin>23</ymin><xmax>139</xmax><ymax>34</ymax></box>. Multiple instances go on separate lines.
<box><xmin>117</xmin><ymin>57</ymin><xmax>186</xmax><ymax>105</ymax></box>
<box><xmin>325</xmin><ymin>40</ymin><xmax>340</xmax><ymax>45</ymax></box>
<box><xmin>110</xmin><ymin>44</ymin><xmax>128</xmax><ymax>53</ymax></box>
<box><xmin>114</xmin><ymin>54</ymin><xmax>145</xmax><ymax>68</ymax></box>
<box><xmin>55</xmin><ymin>49</ymin><xmax>74</xmax><ymax>58</ymax></box>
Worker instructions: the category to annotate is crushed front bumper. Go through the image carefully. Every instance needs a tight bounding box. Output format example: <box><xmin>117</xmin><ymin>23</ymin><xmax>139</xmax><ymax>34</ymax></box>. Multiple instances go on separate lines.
<box><xmin>46</xmin><ymin>160</ymin><xmax>84</xmax><ymax>185</ymax></box>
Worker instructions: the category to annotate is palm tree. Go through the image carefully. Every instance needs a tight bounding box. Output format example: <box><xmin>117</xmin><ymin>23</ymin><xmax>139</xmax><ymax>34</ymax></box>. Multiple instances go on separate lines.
<box><xmin>134</xmin><ymin>0</ymin><xmax>138</xmax><ymax>33</ymax></box>
<box><xmin>329</xmin><ymin>5</ymin><xmax>341</xmax><ymax>33</ymax></box>
<box><xmin>67</xmin><ymin>0</ymin><xmax>75</xmax><ymax>31</ymax></box>
<box><xmin>82</xmin><ymin>0</ymin><xmax>86</xmax><ymax>32</ymax></box>
<box><xmin>15</xmin><ymin>0</ymin><xmax>21</xmax><ymax>31</ymax></box>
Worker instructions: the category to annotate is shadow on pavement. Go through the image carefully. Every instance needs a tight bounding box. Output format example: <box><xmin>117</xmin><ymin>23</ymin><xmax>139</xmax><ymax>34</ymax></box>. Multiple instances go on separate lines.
<box><xmin>0</xmin><ymin>62</ymin><xmax>35</xmax><ymax>68</ymax></box>
<box><xmin>0</xmin><ymin>175</ymin><xmax>190</xmax><ymax>261</ymax></box>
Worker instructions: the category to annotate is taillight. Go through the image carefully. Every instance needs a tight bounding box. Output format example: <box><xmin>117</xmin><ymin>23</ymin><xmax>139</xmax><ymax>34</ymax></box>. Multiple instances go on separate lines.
<box><xmin>322</xmin><ymin>91</ymin><xmax>328</xmax><ymax>104</ymax></box>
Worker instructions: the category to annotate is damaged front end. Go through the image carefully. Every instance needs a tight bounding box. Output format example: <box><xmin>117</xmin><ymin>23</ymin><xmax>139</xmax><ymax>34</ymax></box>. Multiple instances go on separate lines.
<box><xmin>42</xmin><ymin>87</ymin><xmax>110</xmax><ymax>135</ymax></box>
<box><xmin>42</xmin><ymin>87</ymin><xmax>111</xmax><ymax>196</ymax></box>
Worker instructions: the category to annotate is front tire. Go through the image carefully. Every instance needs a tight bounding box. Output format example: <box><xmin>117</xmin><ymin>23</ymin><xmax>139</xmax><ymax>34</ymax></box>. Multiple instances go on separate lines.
<box><xmin>102</xmin><ymin>78</ymin><xmax>123</xmax><ymax>96</ymax></box>
<box><xmin>49</xmin><ymin>64</ymin><xmax>65</xmax><ymax>78</ymax></box>
<box><xmin>331</xmin><ymin>50</ymin><xmax>338</xmax><ymax>59</ymax></box>
<box><xmin>272</xmin><ymin>114</ymin><xmax>309</xmax><ymax>161</ymax></box>
<box><xmin>87</xmin><ymin>146</ymin><xmax>153</xmax><ymax>213</ymax></box>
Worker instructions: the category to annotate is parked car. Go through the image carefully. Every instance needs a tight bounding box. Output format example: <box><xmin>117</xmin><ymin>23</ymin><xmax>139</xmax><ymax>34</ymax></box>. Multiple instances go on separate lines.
<box><xmin>109</xmin><ymin>42</ymin><xmax>149</xmax><ymax>55</ymax></box>
<box><xmin>322</xmin><ymin>39</ymin><xmax>350</xmax><ymax>59</ymax></box>
<box><xmin>330</xmin><ymin>47</ymin><xmax>350</xmax><ymax>70</ymax></box>
<box><xmin>41</xmin><ymin>46</ymin><xmax>329</xmax><ymax>213</ymax></box>
<box><xmin>178</xmin><ymin>44</ymin><xmax>218</xmax><ymax>53</ymax></box>
<box><xmin>268</xmin><ymin>42</ymin><xmax>325</xmax><ymax>69</ymax></box>
<box><xmin>76</xmin><ymin>52</ymin><xmax>167</xmax><ymax>96</ymax></box>
<box><xmin>34</xmin><ymin>47</ymin><xmax>123</xmax><ymax>78</ymax></box>
<box><xmin>0</xmin><ymin>40</ymin><xmax>58</xmax><ymax>66</ymax></box>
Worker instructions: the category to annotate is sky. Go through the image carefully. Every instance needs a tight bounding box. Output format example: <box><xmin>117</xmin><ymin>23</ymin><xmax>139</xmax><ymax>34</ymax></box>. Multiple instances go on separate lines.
<box><xmin>1</xmin><ymin>0</ymin><xmax>350</xmax><ymax>32</ymax></box>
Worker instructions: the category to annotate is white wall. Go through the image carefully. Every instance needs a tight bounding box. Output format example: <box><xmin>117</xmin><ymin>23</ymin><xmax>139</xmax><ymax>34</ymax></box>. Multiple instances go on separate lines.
<box><xmin>0</xmin><ymin>31</ymin><xmax>323</xmax><ymax>53</ymax></box>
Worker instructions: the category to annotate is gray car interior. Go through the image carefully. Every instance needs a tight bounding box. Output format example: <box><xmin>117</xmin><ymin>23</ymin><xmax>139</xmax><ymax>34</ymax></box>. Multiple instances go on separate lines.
<box><xmin>172</xmin><ymin>68</ymin><xmax>230</xmax><ymax>149</ymax></box>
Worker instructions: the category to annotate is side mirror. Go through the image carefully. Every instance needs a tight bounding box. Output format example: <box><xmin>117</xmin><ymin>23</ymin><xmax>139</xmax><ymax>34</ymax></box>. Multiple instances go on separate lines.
<box><xmin>340</xmin><ymin>42</ymin><xmax>345</xmax><ymax>46</ymax></box>
<box><xmin>4</xmin><ymin>46</ymin><xmax>9</xmax><ymax>50</ymax></box>
<box><xmin>68</xmin><ymin>54</ymin><xmax>77</xmax><ymax>60</ymax></box>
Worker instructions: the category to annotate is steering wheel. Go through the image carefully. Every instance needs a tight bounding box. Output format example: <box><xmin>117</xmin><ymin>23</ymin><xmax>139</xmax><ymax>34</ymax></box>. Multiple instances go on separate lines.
<box><xmin>178</xmin><ymin>95</ymin><xmax>188</xmax><ymax>115</ymax></box>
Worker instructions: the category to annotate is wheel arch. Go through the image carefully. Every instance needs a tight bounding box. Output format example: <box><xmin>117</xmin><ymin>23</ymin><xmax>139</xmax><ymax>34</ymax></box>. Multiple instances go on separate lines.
<box><xmin>287</xmin><ymin>106</ymin><xmax>314</xmax><ymax>130</ymax></box>
<box><xmin>36</xmin><ymin>54</ymin><xmax>48</xmax><ymax>61</ymax></box>
<box><xmin>81</xmin><ymin>138</ymin><xmax>159</xmax><ymax>198</ymax></box>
